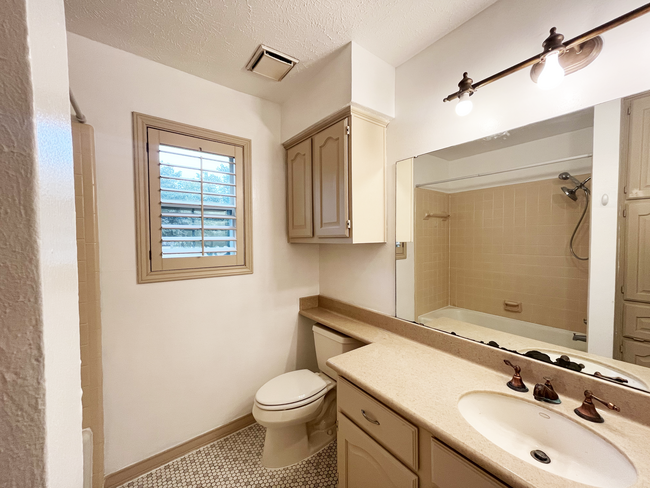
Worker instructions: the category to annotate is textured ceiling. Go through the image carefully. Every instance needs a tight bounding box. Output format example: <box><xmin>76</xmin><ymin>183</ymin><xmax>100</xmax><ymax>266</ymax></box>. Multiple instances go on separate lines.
<box><xmin>64</xmin><ymin>0</ymin><xmax>497</xmax><ymax>103</ymax></box>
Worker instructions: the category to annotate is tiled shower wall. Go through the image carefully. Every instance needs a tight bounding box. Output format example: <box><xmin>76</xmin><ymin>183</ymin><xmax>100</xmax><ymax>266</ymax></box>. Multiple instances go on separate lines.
<box><xmin>414</xmin><ymin>188</ymin><xmax>450</xmax><ymax>318</ymax></box>
<box><xmin>416</xmin><ymin>176</ymin><xmax>590</xmax><ymax>333</ymax></box>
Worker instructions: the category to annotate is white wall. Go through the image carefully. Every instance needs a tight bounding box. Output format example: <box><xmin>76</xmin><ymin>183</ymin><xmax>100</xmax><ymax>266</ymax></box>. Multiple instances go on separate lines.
<box><xmin>67</xmin><ymin>34</ymin><xmax>320</xmax><ymax>474</ymax></box>
<box><xmin>351</xmin><ymin>43</ymin><xmax>396</xmax><ymax>119</ymax></box>
<box><xmin>374</xmin><ymin>0</ymin><xmax>650</xmax><ymax>318</ymax></box>
<box><xmin>281</xmin><ymin>45</ymin><xmax>352</xmax><ymax>142</ymax></box>
<box><xmin>1</xmin><ymin>0</ymin><xmax>83</xmax><ymax>486</ymax></box>
<box><xmin>588</xmin><ymin>100</ymin><xmax>622</xmax><ymax>357</ymax></box>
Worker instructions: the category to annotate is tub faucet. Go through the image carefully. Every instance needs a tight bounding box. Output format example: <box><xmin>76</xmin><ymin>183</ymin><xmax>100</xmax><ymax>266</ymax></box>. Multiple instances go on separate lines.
<box><xmin>533</xmin><ymin>377</ymin><xmax>561</xmax><ymax>404</ymax></box>
<box><xmin>574</xmin><ymin>390</ymin><xmax>620</xmax><ymax>423</ymax></box>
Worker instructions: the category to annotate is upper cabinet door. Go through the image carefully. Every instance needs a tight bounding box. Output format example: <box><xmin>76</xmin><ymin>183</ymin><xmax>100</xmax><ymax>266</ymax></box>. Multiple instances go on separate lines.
<box><xmin>286</xmin><ymin>139</ymin><xmax>313</xmax><ymax>238</ymax></box>
<box><xmin>313</xmin><ymin>118</ymin><xmax>349</xmax><ymax>237</ymax></box>
<box><xmin>627</xmin><ymin>96</ymin><xmax>650</xmax><ymax>199</ymax></box>
<box><xmin>625</xmin><ymin>200</ymin><xmax>650</xmax><ymax>302</ymax></box>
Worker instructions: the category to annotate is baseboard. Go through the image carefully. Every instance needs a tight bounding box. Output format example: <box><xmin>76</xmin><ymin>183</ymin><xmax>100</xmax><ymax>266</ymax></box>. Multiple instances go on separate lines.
<box><xmin>103</xmin><ymin>413</ymin><xmax>255</xmax><ymax>488</ymax></box>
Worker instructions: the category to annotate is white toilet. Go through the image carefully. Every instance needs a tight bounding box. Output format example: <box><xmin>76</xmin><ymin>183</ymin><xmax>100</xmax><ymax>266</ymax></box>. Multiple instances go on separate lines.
<box><xmin>252</xmin><ymin>324</ymin><xmax>363</xmax><ymax>468</ymax></box>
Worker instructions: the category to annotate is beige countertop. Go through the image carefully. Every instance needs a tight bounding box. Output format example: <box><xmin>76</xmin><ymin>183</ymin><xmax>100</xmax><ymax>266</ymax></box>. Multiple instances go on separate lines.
<box><xmin>301</xmin><ymin>304</ymin><xmax>650</xmax><ymax>488</ymax></box>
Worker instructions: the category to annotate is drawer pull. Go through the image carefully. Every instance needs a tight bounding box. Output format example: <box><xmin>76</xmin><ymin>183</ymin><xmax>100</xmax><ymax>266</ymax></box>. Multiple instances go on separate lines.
<box><xmin>361</xmin><ymin>409</ymin><xmax>380</xmax><ymax>425</ymax></box>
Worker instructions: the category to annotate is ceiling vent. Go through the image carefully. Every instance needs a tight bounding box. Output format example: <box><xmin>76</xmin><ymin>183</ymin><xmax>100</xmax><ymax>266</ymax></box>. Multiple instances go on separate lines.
<box><xmin>245</xmin><ymin>45</ymin><xmax>299</xmax><ymax>82</ymax></box>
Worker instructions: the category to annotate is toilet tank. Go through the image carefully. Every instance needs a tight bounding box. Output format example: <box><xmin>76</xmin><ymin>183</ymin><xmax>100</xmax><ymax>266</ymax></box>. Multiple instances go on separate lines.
<box><xmin>312</xmin><ymin>324</ymin><xmax>364</xmax><ymax>380</ymax></box>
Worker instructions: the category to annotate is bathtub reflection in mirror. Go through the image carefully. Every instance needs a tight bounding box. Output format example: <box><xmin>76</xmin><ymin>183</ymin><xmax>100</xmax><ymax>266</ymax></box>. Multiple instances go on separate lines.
<box><xmin>395</xmin><ymin>97</ymin><xmax>650</xmax><ymax>393</ymax></box>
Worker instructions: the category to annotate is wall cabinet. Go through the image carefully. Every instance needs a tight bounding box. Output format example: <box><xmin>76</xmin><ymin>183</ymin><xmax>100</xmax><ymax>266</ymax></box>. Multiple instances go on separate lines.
<box><xmin>283</xmin><ymin>106</ymin><xmax>388</xmax><ymax>244</ymax></box>
<box><xmin>337</xmin><ymin>377</ymin><xmax>509</xmax><ymax>488</ymax></box>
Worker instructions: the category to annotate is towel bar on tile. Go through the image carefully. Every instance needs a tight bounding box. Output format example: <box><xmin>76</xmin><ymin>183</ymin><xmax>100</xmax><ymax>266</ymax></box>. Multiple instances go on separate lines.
<box><xmin>424</xmin><ymin>212</ymin><xmax>450</xmax><ymax>221</ymax></box>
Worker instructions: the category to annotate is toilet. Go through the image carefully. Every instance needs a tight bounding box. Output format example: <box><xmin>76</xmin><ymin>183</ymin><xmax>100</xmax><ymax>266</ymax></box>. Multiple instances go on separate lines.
<box><xmin>252</xmin><ymin>324</ymin><xmax>363</xmax><ymax>468</ymax></box>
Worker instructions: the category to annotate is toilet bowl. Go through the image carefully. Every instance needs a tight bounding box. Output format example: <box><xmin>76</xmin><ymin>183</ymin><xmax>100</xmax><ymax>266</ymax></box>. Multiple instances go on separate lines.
<box><xmin>252</xmin><ymin>325</ymin><xmax>363</xmax><ymax>468</ymax></box>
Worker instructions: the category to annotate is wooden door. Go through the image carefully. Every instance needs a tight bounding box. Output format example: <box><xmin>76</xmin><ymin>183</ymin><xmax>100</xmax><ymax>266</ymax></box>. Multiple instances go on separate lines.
<box><xmin>625</xmin><ymin>201</ymin><xmax>650</xmax><ymax>302</ymax></box>
<box><xmin>622</xmin><ymin>339</ymin><xmax>650</xmax><ymax>369</ymax></box>
<box><xmin>287</xmin><ymin>139</ymin><xmax>313</xmax><ymax>238</ymax></box>
<box><xmin>338</xmin><ymin>414</ymin><xmax>418</xmax><ymax>488</ymax></box>
<box><xmin>627</xmin><ymin>95</ymin><xmax>650</xmax><ymax>199</ymax></box>
<box><xmin>623</xmin><ymin>302</ymin><xmax>650</xmax><ymax>341</ymax></box>
<box><xmin>431</xmin><ymin>438</ymin><xmax>508</xmax><ymax>488</ymax></box>
<box><xmin>313</xmin><ymin>118</ymin><xmax>349</xmax><ymax>237</ymax></box>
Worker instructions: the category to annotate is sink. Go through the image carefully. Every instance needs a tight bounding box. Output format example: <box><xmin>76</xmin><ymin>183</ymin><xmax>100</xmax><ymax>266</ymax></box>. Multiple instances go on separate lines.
<box><xmin>520</xmin><ymin>348</ymin><xmax>649</xmax><ymax>392</ymax></box>
<box><xmin>458</xmin><ymin>392</ymin><xmax>636</xmax><ymax>488</ymax></box>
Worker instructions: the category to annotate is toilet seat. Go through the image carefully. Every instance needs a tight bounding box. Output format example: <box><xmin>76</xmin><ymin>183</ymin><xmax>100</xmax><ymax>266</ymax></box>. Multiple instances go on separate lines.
<box><xmin>255</xmin><ymin>370</ymin><xmax>330</xmax><ymax>411</ymax></box>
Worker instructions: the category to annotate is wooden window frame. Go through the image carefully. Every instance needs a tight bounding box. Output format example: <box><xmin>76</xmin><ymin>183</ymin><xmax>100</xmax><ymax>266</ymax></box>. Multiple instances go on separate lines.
<box><xmin>133</xmin><ymin>112</ymin><xmax>253</xmax><ymax>283</ymax></box>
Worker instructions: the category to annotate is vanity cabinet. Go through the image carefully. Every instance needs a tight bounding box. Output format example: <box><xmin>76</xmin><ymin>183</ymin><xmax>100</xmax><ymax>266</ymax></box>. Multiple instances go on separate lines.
<box><xmin>337</xmin><ymin>377</ymin><xmax>510</xmax><ymax>488</ymax></box>
<box><xmin>431</xmin><ymin>438</ymin><xmax>508</xmax><ymax>488</ymax></box>
<box><xmin>283</xmin><ymin>106</ymin><xmax>388</xmax><ymax>244</ymax></box>
<box><xmin>338</xmin><ymin>414</ymin><xmax>418</xmax><ymax>488</ymax></box>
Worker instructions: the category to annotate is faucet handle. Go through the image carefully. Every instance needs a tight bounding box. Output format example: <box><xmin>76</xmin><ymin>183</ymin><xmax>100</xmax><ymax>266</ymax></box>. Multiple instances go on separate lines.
<box><xmin>574</xmin><ymin>390</ymin><xmax>620</xmax><ymax>423</ymax></box>
<box><xmin>504</xmin><ymin>359</ymin><xmax>529</xmax><ymax>393</ymax></box>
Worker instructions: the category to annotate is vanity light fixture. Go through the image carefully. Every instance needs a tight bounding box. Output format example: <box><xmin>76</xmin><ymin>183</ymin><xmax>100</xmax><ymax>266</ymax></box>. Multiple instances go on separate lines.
<box><xmin>443</xmin><ymin>2</ymin><xmax>650</xmax><ymax>114</ymax></box>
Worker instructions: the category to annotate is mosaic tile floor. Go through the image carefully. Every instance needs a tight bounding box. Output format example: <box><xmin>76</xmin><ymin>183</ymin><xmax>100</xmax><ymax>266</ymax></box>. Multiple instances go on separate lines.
<box><xmin>121</xmin><ymin>423</ymin><xmax>338</xmax><ymax>488</ymax></box>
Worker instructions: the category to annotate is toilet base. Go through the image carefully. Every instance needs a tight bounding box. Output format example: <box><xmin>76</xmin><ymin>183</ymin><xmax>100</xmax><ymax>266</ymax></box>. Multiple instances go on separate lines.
<box><xmin>256</xmin><ymin>389</ymin><xmax>337</xmax><ymax>468</ymax></box>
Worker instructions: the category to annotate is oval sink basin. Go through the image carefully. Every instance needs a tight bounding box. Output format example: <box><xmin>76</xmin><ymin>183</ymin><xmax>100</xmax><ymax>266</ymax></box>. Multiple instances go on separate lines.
<box><xmin>520</xmin><ymin>348</ymin><xmax>649</xmax><ymax>392</ymax></box>
<box><xmin>458</xmin><ymin>392</ymin><xmax>636</xmax><ymax>488</ymax></box>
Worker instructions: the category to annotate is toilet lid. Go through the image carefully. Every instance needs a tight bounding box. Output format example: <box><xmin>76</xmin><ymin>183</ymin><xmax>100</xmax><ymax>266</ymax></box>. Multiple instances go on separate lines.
<box><xmin>255</xmin><ymin>370</ymin><xmax>327</xmax><ymax>407</ymax></box>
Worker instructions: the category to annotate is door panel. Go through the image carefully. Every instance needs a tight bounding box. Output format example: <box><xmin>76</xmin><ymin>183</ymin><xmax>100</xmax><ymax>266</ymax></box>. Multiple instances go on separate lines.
<box><xmin>287</xmin><ymin>139</ymin><xmax>313</xmax><ymax>238</ymax></box>
<box><xmin>623</xmin><ymin>302</ymin><xmax>650</xmax><ymax>341</ymax></box>
<box><xmin>625</xmin><ymin>201</ymin><xmax>650</xmax><ymax>302</ymax></box>
<box><xmin>627</xmin><ymin>96</ymin><xmax>650</xmax><ymax>199</ymax></box>
<box><xmin>313</xmin><ymin>119</ymin><xmax>349</xmax><ymax>237</ymax></box>
<box><xmin>338</xmin><ymin>414</ymin><xmax>417</xmax><ymax>488</ymax></box>
<box><xmin>431</xmin><ymin>438</ymin><xmax>508</xmax><ymax>488</ymax></box>
<box><xmin>622</xmin><ymin>339</ymin><xmax>650</xmax><ymax>369</ymax></box>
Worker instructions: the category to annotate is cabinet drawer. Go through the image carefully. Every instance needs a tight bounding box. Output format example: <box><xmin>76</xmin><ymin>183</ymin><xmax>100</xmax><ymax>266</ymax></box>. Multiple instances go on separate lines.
<box><xmin>623</xmin><ymin>302</ymin><xmax>650</xmax><ymax>341</ymax></box>
<box><xmin>338</xmin><ymin>413</ymin><xmax>418</xmax><ymax>488</ymax></box>
<box><xmin>338</xmin><ymin>378</ymin><xmax>418</xmax><ymax>470</ymax></box>
<box><xmin>431</xmin><ymin>438</ymin><xmax>508</xmax><ymax>488</ymax></box>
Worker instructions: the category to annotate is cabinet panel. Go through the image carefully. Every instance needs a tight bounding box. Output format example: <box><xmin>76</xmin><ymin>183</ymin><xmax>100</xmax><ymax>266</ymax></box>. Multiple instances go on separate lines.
<box><xmin>627</xmin><ymin>95</ymin><xmax>650</xmax><ymax>199</ymax></box>
<box><xmin>622</xmin><ymin>339</ymin><xmax>650</xmax><ymax>369</ymax></box>
<box><xmin>313</xmin><ymin>118</ymin><xmax>349</xmax><ymax>237</ymax></box>
<box><xmin>338</xmin><ymin>414</ymin><xmax>418</xmax><ymax>488</ymax></box>
<box><xmin>431</xmin><ymin>438</ymin><xmax>508</xmax><ymax>488</ymax></box>
<box><xmin>286</xmin><ymin>139</ymin><xmax>313</xmax><ymax>238</ymax></box>
<box><xmin>624</xmin><ymin>201</ymin><xmax>650</xmax><ymax>302</ymax></box>
<box><xmin>338</xmin><ymin>378</ymin><xmax>418</xmax><ymax>470</ymax></box>
<box><xmin>623</xmin><ymin>302</ymin><xmax>650</xmax><ymax>341</ymax></box>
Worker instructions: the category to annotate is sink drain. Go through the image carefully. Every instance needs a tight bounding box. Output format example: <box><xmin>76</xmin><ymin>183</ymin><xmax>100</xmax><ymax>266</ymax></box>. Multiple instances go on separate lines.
<box><xmin>530</xmin><ymin>450</ymin><xmax>551</xmax><ymax>464</ymax></box>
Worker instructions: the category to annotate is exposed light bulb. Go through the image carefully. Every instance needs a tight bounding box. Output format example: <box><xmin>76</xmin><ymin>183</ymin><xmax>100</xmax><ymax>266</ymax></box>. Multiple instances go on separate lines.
<box><xmin>537</xmin><ymin>51</ymin><xmax>565</xmax><ymax>90</ymax></box>
<box><xmin>455</xmin><ymin>92</ymin><xmax>473</xmax><ymax>116</ymax></box>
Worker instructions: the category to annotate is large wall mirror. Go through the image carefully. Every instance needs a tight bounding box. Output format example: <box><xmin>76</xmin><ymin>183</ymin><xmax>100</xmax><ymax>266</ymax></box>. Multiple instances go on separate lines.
<box><xmin>396</xmin><ymin>91</ymin><xmax>650</xmax><ymax>393</ymax></box>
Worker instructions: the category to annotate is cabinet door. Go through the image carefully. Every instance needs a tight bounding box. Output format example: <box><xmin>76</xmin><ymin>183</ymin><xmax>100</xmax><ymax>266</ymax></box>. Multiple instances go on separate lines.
<box><xmin>627</xmin><ymin>95</ymin><xmax>650</xmax><ymax>199</ymax></box>
<box><xmin>625</xmin><ymin>201</ymin><xmax>650</xmax><ymax>302</ymax></box>
<box><xmin>313</xmin><ymin>118</ymin><xmax>349</xmax><ymax>237</ymax></box>
<box><xmin>431</xmin><ymin>438</ymin><xmax>508</xmax><ymax>488</ymax></box>
<box><xmin>287</xmin><ymin>139</ymin><xmax>313</xmax><ymax>238</ymax></box>
<box><xmin>622</xmin><ymin>339</ymin><xmax>650</xmax><ymax>369</ymax></box>
<box><xmin>338</xmin><ymin>414</ymin><xmax>418</xmax><ymax>488</ymax></box>
<box><xmin>623</xmin><ymin>302</ymin><xmax>650</xmax><ymax>341</ymax></box>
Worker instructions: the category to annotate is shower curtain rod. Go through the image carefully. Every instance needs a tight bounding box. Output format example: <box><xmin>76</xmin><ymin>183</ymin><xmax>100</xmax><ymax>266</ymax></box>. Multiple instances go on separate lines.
<box><xmin>69</xmin><ymin>90</ymin><xmax>86</xmax><ymax>123</ymax></box>
<box><xmin>415</xmin><ymin>153</ymin><xmax>592</xmax><ymax>188</ymax></box>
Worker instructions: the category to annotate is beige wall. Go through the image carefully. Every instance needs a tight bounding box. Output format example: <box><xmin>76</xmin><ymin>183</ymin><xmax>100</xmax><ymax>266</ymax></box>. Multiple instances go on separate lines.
<box><xmin>73</xmin><ymin>122</ymin><xmax>105</xmax><ymax>486</ymax></box>
<box><xmin>449</xmin><ymin>177</ymin><xmax>590</xmax><ymax>333</ymax></box>
<box><xmin>414</xmin><ymin>189</ymin><xmax>449</xmax><ymax>318</ymax></box>
<box><xmin>414</xmin><ymin>177</ymin><xmax>590</xmax><ymax>334</ymax></box>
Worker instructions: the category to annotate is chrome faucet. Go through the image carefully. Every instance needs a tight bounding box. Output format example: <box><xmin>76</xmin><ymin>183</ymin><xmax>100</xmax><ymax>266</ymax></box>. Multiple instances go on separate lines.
<box><xmin>574</xmin><ymin>390</ymin><xmax>620</xmax><ymax>423</ymax></box>
<box><xmin>533</xmin><ymin>377</ymin><xmax>561</xmax><ymax>404</ymax></box>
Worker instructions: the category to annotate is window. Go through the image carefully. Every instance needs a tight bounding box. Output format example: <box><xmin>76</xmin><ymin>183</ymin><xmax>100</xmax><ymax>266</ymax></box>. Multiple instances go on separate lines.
<box><xmin>133</xmin><ymin>113</ymin><xmax>252</xmax><ymax>282</ymax></box>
